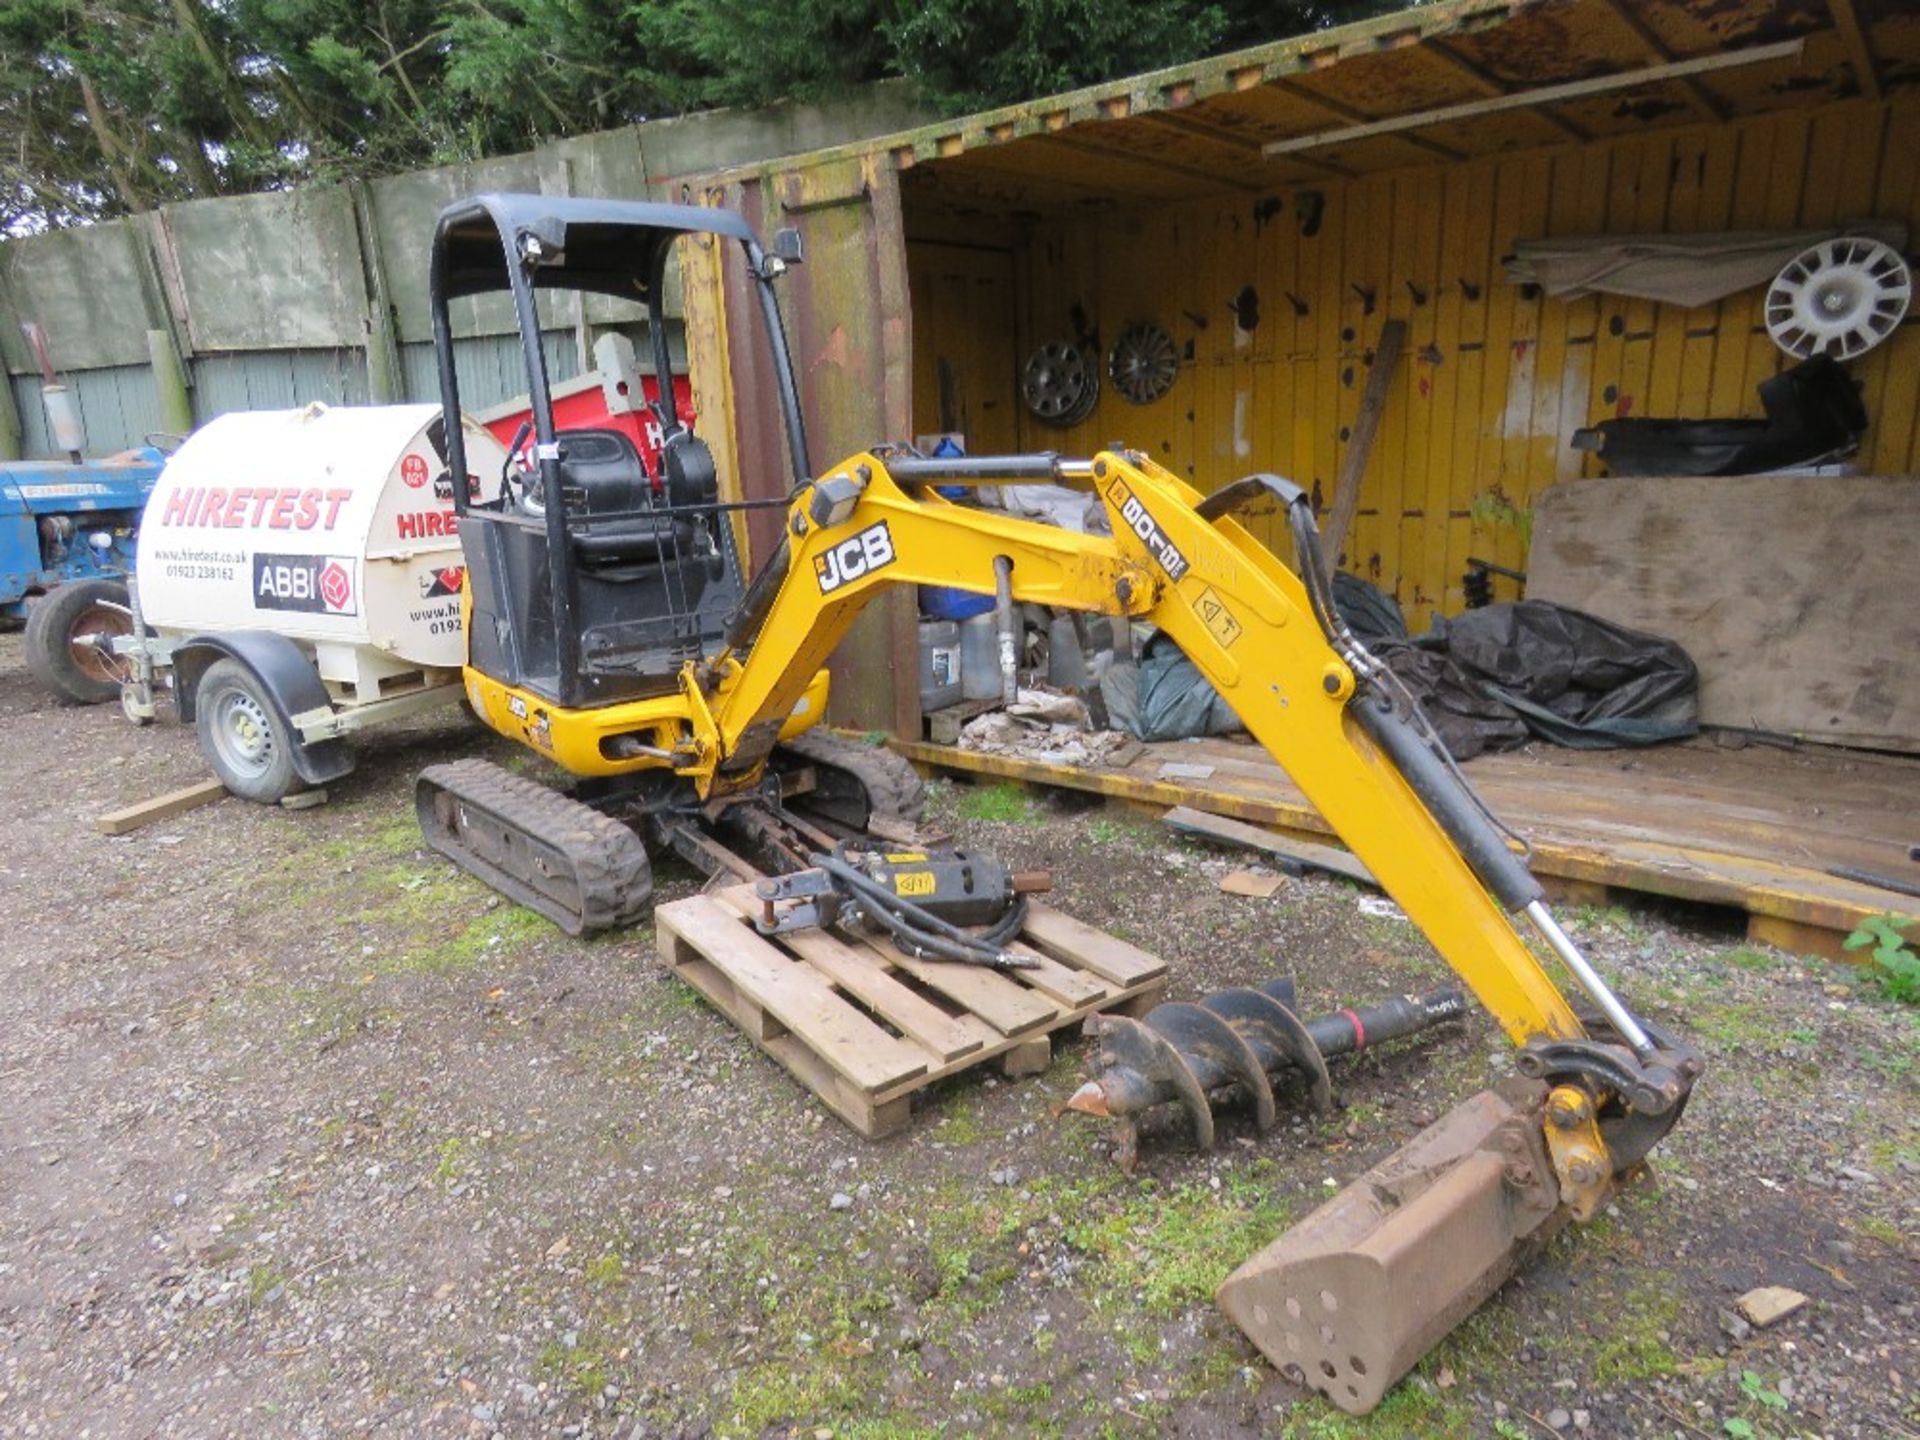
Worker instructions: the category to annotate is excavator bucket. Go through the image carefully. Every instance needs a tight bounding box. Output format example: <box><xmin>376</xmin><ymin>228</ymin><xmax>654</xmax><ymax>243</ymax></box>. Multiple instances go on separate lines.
<box><xmin>1217</xmin><ymin>1078</ymin><xmax>1566</xmax><ymax>1414</ymax></box>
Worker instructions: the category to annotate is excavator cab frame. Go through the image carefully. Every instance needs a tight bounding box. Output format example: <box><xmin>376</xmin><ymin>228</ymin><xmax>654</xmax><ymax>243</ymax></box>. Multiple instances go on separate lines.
<box><xmin>428</xmin><ymin>194</ymin><xmax>811</xmax><ymax>713</ymax></box>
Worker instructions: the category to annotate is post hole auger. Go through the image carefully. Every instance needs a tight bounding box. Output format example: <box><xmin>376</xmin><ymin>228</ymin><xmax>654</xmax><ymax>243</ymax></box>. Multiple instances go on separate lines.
<box><xmin>421</xmin><ymin>197</ymin><xmax>1698</xmax><ymax>1418</ymax></box>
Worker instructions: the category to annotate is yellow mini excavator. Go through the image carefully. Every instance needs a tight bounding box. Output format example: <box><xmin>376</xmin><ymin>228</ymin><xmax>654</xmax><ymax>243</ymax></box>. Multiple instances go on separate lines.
<box><xmin>417</xmin><ymin>194</ymin><xmax>1700</xmax><ymax>1414</ymax></box>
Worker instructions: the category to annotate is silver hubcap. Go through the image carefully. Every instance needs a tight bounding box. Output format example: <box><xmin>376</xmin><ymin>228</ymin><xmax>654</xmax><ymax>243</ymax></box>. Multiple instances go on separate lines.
<box><xmin>212</xmin><ymin>688</ymin><xmax>274</xmax><ymax>778</ymax></box>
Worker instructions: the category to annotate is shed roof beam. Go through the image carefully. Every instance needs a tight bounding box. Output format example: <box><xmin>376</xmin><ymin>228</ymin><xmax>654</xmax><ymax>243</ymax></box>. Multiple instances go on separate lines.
<box><xmin>1270</xmin><ymin>79</ymin><xmax>1467</xmax><ymax>163</ymax></box>
<box><xmin>1418</xmin><ymin>40</ymin><xmax>1590</xmax><ymax>142</ymax></box>
<box><xmin>1263</xmin><ymin>39</ymin><xmax>1805</xmax><ymax>157</ymax></box>
<box><xmin>1597</xmin><ymin>0</ymin><xmax>1728</xmax><ymax>121</ymax></box>
<box><xmin>1138</xmin><ymin>110</ymin><xmax>1356</xmax><ymax>180</ymax></box>
<box><xmin>1828</xmin><ymin>0</ymin><xmax>1883</xmax><ymax>100</ymax></box>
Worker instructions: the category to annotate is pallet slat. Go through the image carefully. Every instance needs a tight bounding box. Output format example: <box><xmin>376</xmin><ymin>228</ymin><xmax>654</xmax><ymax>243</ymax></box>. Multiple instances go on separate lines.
<box><xmin>1018</xmin><ymin>904</ymin><xmax>1167</xmax><ymax>988</ymax></box>
<box><xmin>657</xmin><ymin>899</ymin><xmax>928</xmax><ymax>1093</ymax></box>
<box><xmin>860</xmin><ymin>933</ymin><xmax>1062</xmax><ymax>1037</ymax></box>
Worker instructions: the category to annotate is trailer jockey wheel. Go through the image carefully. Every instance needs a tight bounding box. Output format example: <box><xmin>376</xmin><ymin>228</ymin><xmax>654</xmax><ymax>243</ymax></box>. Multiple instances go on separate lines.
<box><xmin>196</xmin><ymin>658</ymin><xmax>300</xmax><ymax>804</ymax></box>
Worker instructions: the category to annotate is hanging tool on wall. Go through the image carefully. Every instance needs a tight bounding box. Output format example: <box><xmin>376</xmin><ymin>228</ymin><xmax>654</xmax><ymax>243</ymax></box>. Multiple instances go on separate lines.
<box><xmin>1064</xmin><ymin>976</ymin><xmax>1468</xmax><ymax>1169</ymax></box>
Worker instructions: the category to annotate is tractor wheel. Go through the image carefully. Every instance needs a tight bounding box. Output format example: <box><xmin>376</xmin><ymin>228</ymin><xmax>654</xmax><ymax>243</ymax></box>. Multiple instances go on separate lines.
<box><xmin>195</xmin><ymin>658</ymin><xmax>301</xmax><ymax>804</ymax></box>
<box><xmin>23</xmin><ymin>579</ymin><xmax>134</xmax><ymax>705</ymax></box>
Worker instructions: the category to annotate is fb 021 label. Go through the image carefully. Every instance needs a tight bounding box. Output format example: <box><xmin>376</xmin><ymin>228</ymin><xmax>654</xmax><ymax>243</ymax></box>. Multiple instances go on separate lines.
<box><xmin>252</xmin><ymin>553</ymin><xmax>357</xmax><ymax>616</ymax></box>
<box><xmin>813</xmin><ymin>520</ymin><xmax>897</xmax><ymax>594</ymax></box>
<box><xmin>1108</xmin><ymin>480</ymin><xmax>1190</xmax><ymax>583</ymax></box>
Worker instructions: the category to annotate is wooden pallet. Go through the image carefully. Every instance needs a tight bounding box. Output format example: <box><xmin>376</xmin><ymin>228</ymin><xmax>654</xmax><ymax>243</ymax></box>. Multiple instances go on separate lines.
<box><xmin>655</xmin><ymin>883</ymin><xmax>1169</xmax><ymax>1137</ymax></box>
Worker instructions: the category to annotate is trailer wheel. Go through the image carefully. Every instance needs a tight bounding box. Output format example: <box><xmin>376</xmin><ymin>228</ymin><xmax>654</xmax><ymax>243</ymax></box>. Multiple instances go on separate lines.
<box><xmin>195</xmin><ymin>658</ymin><xmax>301</xmax><ymax>804</ymax></box>
<box><xmin>23</xmin><ymin>579</ymin><xmax>134</xmax><ymax>705</ymax></box>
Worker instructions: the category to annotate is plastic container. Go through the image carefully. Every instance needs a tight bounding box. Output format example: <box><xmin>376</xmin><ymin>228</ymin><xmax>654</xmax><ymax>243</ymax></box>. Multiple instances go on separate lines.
<box><xmin>959</xmin><ymin>612</ymin><xmax>1003</xmax><ymax>700</ymax></box>
<box><xmin>921</xmin><ymin>585</ymin><xmax>995</xmax><ymax>622</ymax></box>
<box><xmin>919</xmin><ymin>619</ymin><xmax>963</xmax><ymax>712</ymax></box>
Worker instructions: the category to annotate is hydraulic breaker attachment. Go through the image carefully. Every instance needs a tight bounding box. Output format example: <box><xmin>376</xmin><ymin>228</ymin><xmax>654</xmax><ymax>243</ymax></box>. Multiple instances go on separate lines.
<box><xmin>1216</xmin><ymin>1077</ymin><xmax>1565</xmax><ymax>1415</ymax></box>
<box><xmin>1063</xmin><ymin>979</ymin><xmax>1469</xmax><ymax>1171</ymax></box>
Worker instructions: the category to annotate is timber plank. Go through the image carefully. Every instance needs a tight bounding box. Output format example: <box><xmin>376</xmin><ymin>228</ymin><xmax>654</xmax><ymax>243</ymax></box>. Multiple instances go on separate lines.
<box><xmin>657</xmin><ymin>897</ymin><xmax>928</xmax><ymax>1094</ymax></box>
<box><xmin>1018</xmin><ymin>904</ymin><xmax>1167</xmax><ymax>987</ymax></box>
<box><xmin>854</xmin><ymin>932</ymin><xmax>1062</xmax><ymax>1037</ymax></box>
<box><xmin>96</xmin><ymin>778</ymin><xmax>226</xmax><ymax>836</ymax></box>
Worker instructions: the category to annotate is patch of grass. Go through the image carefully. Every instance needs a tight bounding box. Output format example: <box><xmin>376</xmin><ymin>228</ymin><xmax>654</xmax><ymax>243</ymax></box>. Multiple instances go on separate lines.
<box><xmin>1591</xmin><ymin>1274</ymin><xmax>1687</xmax><ymax>1383</ymax></box>
<box><xmin>954</xmin><ymin>782</ymin><xmax>1036</xmax><ymax>825</ymax></box>
<box><xmin>725</xmin><ymin>1356</ymin><xmax>865</xmax><ymax>1436</ymax></box>
<box><xmin>584</xmin><ymin>1251</ymin><xmax>624</xmax><ymax>1288</ymax></box>
<box><xmin>1722</xmin><ymin>945</ymin><xmax>1784</xmax><ymax>973</ymax></box>
<box><xmin>245</xmin><ymin>1264</ymin><xmax>284</xmax><ymax>1305</ymax></box>
<box><xmin>536</xmin><ymin>1332</ymin><xmax>615</xmax><ymax>1402</ymax></box>
<box><xmin>1064</xmin><ymin>1169</ymin><xmax>1298</xmax><ymax>1317</ymax></box>
<box><xmin>1854</xmin><ymin>1214</ymin><xmax>1905</xmax><ymax>1249</ymax></box>
<box><xmin>1279</xmin><ymin>1381</ymin><xmax>1472</xmax><ymax>1439</ymax></box>
<box><xmin>391</xmin><ymin>902</ymin><xmax>549</xmax><ymax>975</ymax></box>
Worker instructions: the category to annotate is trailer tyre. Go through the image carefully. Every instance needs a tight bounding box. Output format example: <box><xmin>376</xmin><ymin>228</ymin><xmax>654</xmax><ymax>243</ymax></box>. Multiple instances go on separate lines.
<box><xmin>24</xmin><ymin>579</ymin><xmax>133</xmax><ymax>705</ymax></box>
<box><xmin>195</xmin><ymin>658</ymin><xmax>302</xmax><ymax>804</ymax></box>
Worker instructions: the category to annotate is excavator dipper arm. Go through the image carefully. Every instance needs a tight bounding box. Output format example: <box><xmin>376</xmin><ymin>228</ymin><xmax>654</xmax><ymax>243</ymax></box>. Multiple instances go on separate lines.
<box><xmin>681</xmin><ymin>447</ymin><xmax>1700</xmax><ymax>1413</ymax></box>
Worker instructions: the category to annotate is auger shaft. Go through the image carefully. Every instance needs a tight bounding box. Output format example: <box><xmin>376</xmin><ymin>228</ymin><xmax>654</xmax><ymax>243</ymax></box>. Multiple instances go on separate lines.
<box><xmin>1067</xmin><ymin>979</ymin><xmax>1467</xmax><ymax>1167</ymax></box>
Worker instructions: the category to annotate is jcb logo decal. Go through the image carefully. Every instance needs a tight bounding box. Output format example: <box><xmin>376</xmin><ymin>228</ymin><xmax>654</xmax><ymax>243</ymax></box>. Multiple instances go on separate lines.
<box><xmin>814</xmin><ymin>521</ymin><xmax>897</xmax><ymax>594</ymax></box>
<box><xmin>1108</xmin><ymin>481</ymin><xmax>1191</xmax><ymax>583</ymax></box>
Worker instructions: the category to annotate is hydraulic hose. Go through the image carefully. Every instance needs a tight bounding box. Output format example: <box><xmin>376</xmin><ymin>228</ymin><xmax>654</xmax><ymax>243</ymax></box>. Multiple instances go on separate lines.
<box><xmin>810</xmin><ymin>843</ymin><xmax>1033</xmax><ymax>969</ymax></box>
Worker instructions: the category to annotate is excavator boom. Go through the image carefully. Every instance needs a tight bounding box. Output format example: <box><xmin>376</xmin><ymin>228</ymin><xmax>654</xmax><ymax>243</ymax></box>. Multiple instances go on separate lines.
<box><xmin>680</xmin><ymin>445</ymin><xmax>1699</xmax><ymax>1412</ymax></box>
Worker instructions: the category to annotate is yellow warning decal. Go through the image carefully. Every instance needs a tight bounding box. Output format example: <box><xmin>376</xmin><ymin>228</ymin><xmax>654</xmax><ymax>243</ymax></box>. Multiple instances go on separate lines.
<box><xmin>1193</xmin><ymin>585</ymin><xmax>1243</xmax><ymax>648</ymax></box>
<box><xmin>893</xmin><ymin>871</ymin><xmax>937</xmax><ymax>897</ymax></box>
<box><xmin>883</xmin><ymin>851</ymin><xmax>928</xmax><ymax>863</ymax></box>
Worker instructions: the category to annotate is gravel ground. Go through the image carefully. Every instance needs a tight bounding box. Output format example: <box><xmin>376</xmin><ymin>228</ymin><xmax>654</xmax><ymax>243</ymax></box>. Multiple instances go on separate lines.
<box><xmin>0</xmin><ymin>628</ymin><xmax>1914</xmax><ymax>1440</ymax></box>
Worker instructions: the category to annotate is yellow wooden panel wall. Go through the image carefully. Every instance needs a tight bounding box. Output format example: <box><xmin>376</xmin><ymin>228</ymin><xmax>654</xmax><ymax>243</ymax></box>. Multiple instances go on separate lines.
<box><xmin>912</xmin><ymin>96</ymin><xmax>1919</xmax><ymax>619</ymax></box>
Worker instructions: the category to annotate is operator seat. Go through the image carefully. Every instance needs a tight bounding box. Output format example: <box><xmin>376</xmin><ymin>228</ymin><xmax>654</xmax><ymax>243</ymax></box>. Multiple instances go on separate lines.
<box><xmin>555</xmin><ymin>428</ymin><xmax>689</xmax><ymax>566</ymax></box>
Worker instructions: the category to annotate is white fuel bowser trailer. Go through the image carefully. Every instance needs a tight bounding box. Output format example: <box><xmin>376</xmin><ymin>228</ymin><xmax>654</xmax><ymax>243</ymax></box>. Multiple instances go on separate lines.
<box><xmin>119</xmin><ymin>403</ymin><xmax>509</xmax><ymax>802</ymax></box>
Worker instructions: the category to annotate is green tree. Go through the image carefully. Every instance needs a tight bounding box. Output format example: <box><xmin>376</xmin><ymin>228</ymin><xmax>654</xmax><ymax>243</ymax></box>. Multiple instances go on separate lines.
<box><xmin>2</xmin><ymin>0</ymin><xmax>1391</xmax><ymax>231</ymax></box>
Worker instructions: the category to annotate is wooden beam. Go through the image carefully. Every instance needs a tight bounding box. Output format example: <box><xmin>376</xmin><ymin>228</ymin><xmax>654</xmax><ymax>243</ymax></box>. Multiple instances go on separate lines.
<box><xmin>96</xmin><ymin>778</ymin><xmax>226</xmax><ymax>836</ymax></box>
<box><xmin>1037</xmin><ymin>131</ymin><xmax>1269</xmax><ymax>195</ymax></box>
<box><xmin>1273</xmin><ymin>78</ymin><xmax>1467</xmax><ymax>163</ymax></box>
<box><xmin>1419</xmin><ymin>40</ymin><xmax>1590</xmax><ymax>142</ymax></box>
<box><xmin>1828</xmin><ymin>0</ymin><xmax>1883</xmax><ymax>101</ymax></box>
<box><xmin>1136</xmin><ymin>111</ymin><xmax>1356</xmax><ymax>180</ymax></box>
<box><xmin>1263</xmin><ymin>39</ymin><xmax>1803</xmax><ymax>156</ymax></box>
<box><xmin>1321</xmin><ymin>319</ymin><xmax>1405</xmax><ymax>580</ymax></box>
<box><xmin>1596</xmin><ymin>0</ymin><xmax>1728</xmax><ymax>121</ymax></box>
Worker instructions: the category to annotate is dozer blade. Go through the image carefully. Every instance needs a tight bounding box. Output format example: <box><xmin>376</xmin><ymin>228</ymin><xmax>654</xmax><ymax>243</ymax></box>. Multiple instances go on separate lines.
<box><xmin>1217</xmin><ymin>1077</ymin><xmax>1566</xmax><ymax>1415</ymax></box>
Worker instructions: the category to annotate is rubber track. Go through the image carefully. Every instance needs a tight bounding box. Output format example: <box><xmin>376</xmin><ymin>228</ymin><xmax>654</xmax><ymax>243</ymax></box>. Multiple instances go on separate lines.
<box><xmin>778</xmin><ymin>730</ymin><xmax>927</xmax><ymax>825</ymax></box>
<box><xmin>416</xmin><ymin>758</ymin><xmax>652</xmax><ymax>935</ymax></box>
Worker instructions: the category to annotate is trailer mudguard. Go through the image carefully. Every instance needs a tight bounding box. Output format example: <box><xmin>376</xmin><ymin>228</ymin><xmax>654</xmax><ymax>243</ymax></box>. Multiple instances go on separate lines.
<box><xmin>172</xmin><ymin>632</ymin><xmax>355</xmax><ymax>785</ymax></box>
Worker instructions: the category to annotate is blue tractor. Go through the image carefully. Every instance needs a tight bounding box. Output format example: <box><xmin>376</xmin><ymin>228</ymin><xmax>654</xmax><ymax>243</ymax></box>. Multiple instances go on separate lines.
<box><xmin>3</xmin><ymin>448</ymin><xmax>167</xmax><ymax>703</ymax></box>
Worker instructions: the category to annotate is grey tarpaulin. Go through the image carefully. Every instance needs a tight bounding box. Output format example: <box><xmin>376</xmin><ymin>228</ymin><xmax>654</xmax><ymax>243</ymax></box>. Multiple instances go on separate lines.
<box><xmin>1504</xmin><ymin>222</ymin><xmax>1908</xmax><ymax>308</ymax></box>
<box><xmin>1381</xmin><ymin>601</ymin><xmax>1700</xmax><ymax>759</ymax></box>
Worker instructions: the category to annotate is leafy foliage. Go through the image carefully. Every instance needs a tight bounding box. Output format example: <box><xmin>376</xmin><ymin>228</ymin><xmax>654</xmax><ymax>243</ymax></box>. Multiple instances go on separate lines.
<box><xmin>4</xmin><ymin>0</ymin><xmax>1389</xmax><ymax>231</ymax></box>
<box><xmin>1845</xmin><ymin>914</ymin><xmax>1920</xmax><ymax>1004</ymax></box>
